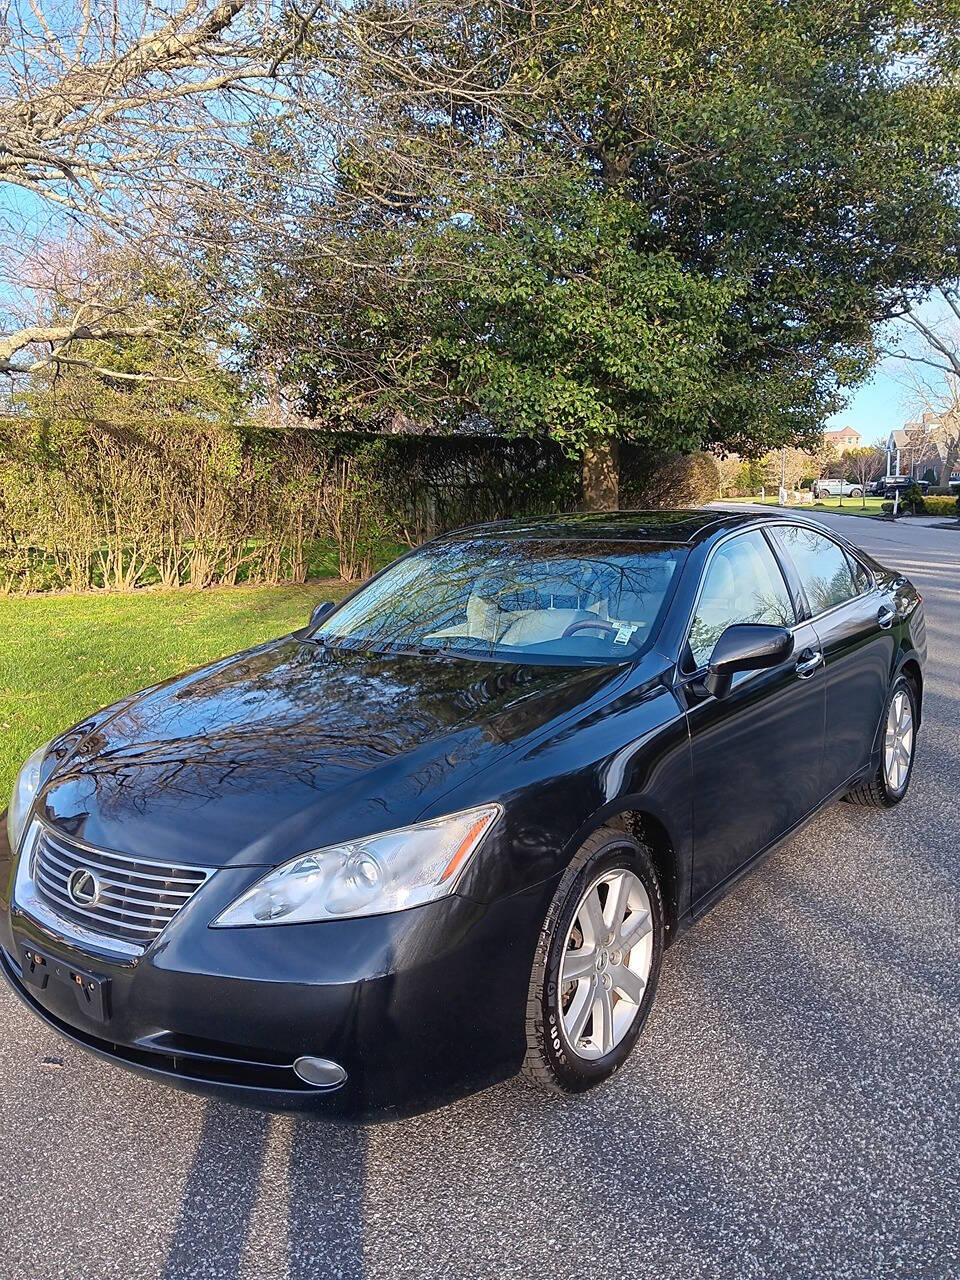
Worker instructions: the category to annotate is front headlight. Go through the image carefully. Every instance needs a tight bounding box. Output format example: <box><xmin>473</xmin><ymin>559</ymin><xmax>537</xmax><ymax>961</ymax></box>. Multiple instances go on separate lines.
<box><xmin>7</xmin><ymin>741</ymin><xmax>50</xmax><ymax>854</ymax></box>
<box><xmin>211</xmin><ymin>803</ymin><xmax>502</xmax><ymax>927</ymax></box>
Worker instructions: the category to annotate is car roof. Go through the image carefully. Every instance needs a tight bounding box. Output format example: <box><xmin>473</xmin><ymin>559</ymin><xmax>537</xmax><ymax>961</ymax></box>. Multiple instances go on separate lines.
<box><xmin>441</xmin><ymin>509</ymin><xmax>833</xmax><ymax>548</ymax></box>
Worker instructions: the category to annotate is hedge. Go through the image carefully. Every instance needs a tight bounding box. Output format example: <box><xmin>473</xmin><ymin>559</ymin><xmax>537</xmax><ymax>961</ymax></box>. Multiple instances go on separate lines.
<box><xmin>921</xmin><ymin>495</ymin><xmax>960</xmax><ymax>516</ymax></box>
<box><xmin>0</xmin><ymin>420</ymin><xmax>581</xmax><ymax>593</ymax></box>
<box><xmin>0</xmin><ymin>411</ymin><xmax>729</xmax><ymax>594</ymax></box>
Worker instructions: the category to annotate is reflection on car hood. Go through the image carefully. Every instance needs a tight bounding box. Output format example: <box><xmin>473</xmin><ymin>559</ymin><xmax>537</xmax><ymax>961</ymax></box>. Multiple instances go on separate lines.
<box><xmin>38</xmin><ymin>637</ymin><xmax>627</xmax><ymax>866</ymax></box>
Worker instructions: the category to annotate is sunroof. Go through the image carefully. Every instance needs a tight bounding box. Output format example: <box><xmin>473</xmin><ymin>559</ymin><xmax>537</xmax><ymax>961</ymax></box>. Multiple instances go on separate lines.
<box><xmin>467</xmin><ymin>511</ymin><xmax>725</xmax><ymax>543</ymax></box>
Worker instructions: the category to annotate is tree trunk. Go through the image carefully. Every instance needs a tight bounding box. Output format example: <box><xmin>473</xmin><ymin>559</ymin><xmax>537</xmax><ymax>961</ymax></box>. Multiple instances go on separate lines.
<box><xmin>943</xmin><ymin>435</ymin><xmax>959</xmax><ymax>481</ymax></box>
<box><xmin>582</xmin><ymin>441</ymin><xmax>620</xmax><ymax>511</ymax></box>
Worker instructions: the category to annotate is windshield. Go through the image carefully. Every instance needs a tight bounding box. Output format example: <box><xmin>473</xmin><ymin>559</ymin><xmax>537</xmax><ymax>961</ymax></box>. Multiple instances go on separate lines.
<box><xmin>312</xmin><ymin>537</ymin><xmax>686</xmax><ymax>665</ymax></box>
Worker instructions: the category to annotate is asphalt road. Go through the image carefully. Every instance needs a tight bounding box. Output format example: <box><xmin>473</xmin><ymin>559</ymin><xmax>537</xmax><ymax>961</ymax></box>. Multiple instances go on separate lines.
<box><xmin>1</xmin><ymin>512</ymin><xmax>958</xmax><ymax>1280</ymax></box>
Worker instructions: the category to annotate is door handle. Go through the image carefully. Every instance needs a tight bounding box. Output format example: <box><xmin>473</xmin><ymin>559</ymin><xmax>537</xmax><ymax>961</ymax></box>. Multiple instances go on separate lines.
<box><xmin>877</xmin><ymin>604</ymin><xmax>896</xmax><ymax>630</ymax></box>
<box><xmin>795</xmin><ymin>648</ymin><xmax>823</xmax><ymax>678</ymax></box>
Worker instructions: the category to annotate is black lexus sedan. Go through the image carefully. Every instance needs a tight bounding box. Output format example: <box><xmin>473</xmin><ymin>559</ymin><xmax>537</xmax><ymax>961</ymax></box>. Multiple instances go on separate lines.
<box><xmin>1</xmin><ymin>511</ymin><xmax>925</xmax><ymax>1118</ymax></box>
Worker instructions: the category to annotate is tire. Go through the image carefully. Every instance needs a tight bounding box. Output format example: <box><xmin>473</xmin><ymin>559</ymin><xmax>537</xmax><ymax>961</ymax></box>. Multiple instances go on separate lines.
<box><xmin>844</xmin><ymin>675</ymin><xmax>918</xmax><ymax>808</ymax></box>
<box><xmin>521</xmin><ymin>826</ymin><xmax>664</xmax><ymax>1095</ymax></box>
<box><xmin>850</xmin><ymin>487</ymin><xmax>863</xmax><ymax>498</ymax></box>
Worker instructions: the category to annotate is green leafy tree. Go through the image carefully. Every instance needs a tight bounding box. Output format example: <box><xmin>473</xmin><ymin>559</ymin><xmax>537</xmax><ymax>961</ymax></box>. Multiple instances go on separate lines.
<box><xmin>255</xmin><ymin>0</ymin><xmax>960</xmax><ymax>507</ymax></box>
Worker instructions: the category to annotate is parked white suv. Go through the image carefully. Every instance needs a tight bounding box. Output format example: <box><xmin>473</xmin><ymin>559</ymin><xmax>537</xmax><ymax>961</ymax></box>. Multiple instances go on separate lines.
<box><xmin>813</xmin><ymin>478</ymin><xmax>864</xmax><ymax>498</ymax></box>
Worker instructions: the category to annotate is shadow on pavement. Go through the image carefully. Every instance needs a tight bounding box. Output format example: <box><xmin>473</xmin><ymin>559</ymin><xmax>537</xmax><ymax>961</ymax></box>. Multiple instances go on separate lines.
<box><xmin>161</xmin><ymin>1103</ymin><xmax>366</xmax><ymax>1280</ymax></box>
<box><xmin>287</xmin><ymin>1116</ymin><xmax>365</xmax><ymax>1279</ymax></box>
<box><xmin>161</xmin><ymin>1102</ymin><xmax>271</xmax><ymax>1280</ymax></box>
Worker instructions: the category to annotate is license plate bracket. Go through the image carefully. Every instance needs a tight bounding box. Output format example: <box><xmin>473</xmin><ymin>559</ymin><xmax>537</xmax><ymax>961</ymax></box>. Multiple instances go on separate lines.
<box><xmin>18</xmin><ymin>942</ymin><xmax>111</xmax><ymax>1022</ymax></box>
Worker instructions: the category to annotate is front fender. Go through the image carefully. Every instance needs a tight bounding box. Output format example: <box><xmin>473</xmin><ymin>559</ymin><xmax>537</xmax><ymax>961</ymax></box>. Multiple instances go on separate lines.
<box><xmin>447</xmin><ymin>676</ymin><xmax>693</xmax><ymax>914</ymax></box>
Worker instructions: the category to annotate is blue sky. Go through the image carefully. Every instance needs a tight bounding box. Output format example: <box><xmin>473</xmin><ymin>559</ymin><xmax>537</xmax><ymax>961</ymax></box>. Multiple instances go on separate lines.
<box><xmin>825</xmin><ymin>291</ymin><xmax>954</xmax><ymax>445</ymax></box>
<box><xmin>825</xmin><ymin>363</ymin><xmax>916</xmax><ymax>445</ymax></box>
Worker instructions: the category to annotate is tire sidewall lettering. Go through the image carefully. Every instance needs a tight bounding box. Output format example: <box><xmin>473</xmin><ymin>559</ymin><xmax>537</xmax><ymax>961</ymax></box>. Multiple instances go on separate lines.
<box><xmin>540</xmin><ymin>841</ymin><xmax>663</xmax><ymax>1092</ymax></box>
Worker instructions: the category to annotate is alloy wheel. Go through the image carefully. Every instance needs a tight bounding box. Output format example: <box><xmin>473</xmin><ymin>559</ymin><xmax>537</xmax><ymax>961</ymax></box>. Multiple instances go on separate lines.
<box><xmin>884</xmin><ymin>689</ymin><xmax>914</xmax><ymax>792</ymax></box>
<box><xmin>559</xmin><ymin>869</ymin><xmax>653</xmax><ymax>1060</ymax></box>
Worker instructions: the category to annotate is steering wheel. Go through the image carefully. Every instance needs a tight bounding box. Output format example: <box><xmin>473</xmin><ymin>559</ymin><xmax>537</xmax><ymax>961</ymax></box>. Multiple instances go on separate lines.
<box><xmin>561</xmin><ymin>619</ymin><xmax>618</xmax><ymax>639</ymax></box>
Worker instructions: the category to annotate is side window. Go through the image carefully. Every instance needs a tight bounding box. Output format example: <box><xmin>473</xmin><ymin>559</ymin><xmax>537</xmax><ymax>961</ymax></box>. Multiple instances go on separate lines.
<box><xmin>847</xmin><ymin>552</ymin><xmax>872</xmax><ymax>595</ymax></box>
<box><xmin>776</xmin><ymin>526</ymin><xmax>857</xmax><ymax>615</ymax></box>
<box><xmin>689</xmin><ymin>531</ymin><xmax>796</xmax><ymax>669</ymax></box>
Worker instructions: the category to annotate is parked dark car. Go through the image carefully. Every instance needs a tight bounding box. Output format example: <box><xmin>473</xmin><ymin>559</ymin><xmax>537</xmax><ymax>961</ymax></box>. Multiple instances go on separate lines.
<box><xmin>882</xmin><ymin>476</ymin><xmax>930</xmax><ymax>497</ymax></box>
<box><xmin>1</xmin><ymin>511</ymin><xmax>926</xmax><ymax>1118</ymax></box>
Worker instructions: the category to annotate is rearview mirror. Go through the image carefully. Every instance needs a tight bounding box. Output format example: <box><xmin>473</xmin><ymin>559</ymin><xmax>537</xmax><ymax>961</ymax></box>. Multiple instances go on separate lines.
<box><xmin>309</xmin><ymin>600</ymin><xmax>336</xmax><ymax>629</ymax></box>
<box><xmin>703</xmin><ymin>623</ymin><xmax>794</xmax><ymax>699</ymax></box>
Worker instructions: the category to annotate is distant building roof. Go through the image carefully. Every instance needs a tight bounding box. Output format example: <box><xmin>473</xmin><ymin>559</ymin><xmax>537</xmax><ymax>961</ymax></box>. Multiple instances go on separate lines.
<box><xmin>824</xmin><ymin>426</ymin><xmax>862</xmax><ymax>448</ymax></box>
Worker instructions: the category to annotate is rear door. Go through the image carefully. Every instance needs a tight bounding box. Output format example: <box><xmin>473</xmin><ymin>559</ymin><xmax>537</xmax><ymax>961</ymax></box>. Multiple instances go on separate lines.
<box><xmin>769</xmin><ymin>524</ymin><xmax>894</xmax><ymax>796</ymax></box>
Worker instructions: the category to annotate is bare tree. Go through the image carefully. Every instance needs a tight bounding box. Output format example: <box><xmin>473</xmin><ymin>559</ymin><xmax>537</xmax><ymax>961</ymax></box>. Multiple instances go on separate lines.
<box><xmin>0</xmin><ymin>0</ymin><xmax>304</xmax><ymax>376</ymax></box>
<box><xmin>886</xmin><ymin>284</ymin><xmax>960</xmax><ymax>482</ymax></box>
<box><xmin>892</xmin><ymin>284</ymin><xmax>960</xmax><ymax>382</ymax></box>
<box><xmin>847</xmin><ymin>445</ymin><xmax>884</xmax><ymax>507</ymax></box>
<box><xmin>1</xmin><ymin>0</ymin><xmax>548</xmax><ymax>382</ymax></box>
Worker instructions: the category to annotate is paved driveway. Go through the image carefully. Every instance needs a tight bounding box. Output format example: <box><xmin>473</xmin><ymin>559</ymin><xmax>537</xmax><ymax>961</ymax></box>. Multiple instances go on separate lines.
<box><xmin>1</xmin><ymin>513</ymin><xmax>957</xmax><ymax>1280</ymax></box>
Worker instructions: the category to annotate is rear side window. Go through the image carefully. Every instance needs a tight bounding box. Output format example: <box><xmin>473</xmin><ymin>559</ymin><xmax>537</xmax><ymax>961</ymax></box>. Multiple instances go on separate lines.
<box><xmin>847</xmin><ymin>553</ymin><xmax>872</xmax><ymax>594</ymax></box>
<box><xmin>689</xmin><ymin>530</ymin><xmax>796</xmax><ymax>669</ymax></box>
<box><xmin>776</xmin><ymin>526</ymin><xmax>856</xmax><ymax>615</ymax></box>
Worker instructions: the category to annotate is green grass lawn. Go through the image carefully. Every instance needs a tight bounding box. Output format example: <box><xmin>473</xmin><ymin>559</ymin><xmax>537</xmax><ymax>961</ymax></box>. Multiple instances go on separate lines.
<box><xmin>0</xmin><ymin>581</ymin><xmax>350</xmax><ymax>800</ymax></box>
<box><xmin>723</xmin><ymin>495</ymin><xmax>886</xmax><ymax>516</ymax></box>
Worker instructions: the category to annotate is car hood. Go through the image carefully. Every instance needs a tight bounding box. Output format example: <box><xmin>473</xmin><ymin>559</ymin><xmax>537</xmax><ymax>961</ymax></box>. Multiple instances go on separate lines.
<box><xmin>37</xmin><ymin>636</ymin><xmax>629</xmax><ymax>867</ymax></box>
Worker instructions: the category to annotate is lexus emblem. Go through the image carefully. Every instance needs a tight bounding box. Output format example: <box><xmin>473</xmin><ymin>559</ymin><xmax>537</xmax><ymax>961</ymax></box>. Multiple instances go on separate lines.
<box><xmin>67</xmin><ymin>868</ymin><xmax>101</xmax><ymax>907</ymax></box>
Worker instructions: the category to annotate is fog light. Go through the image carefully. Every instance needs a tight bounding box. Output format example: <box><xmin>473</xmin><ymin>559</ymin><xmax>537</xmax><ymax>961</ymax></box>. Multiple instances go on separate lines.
<box><xmin>293</xmin><ymin>1055</ymin><xmax>348</xmax><ymax>1089</ymax></box>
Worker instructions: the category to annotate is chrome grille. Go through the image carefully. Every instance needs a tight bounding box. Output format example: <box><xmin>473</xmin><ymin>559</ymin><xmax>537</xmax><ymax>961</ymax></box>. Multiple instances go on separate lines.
<box><xmin>31</xmin><ymin>826</ymin><xmax>212</xmax><ymax>948</ymax></box>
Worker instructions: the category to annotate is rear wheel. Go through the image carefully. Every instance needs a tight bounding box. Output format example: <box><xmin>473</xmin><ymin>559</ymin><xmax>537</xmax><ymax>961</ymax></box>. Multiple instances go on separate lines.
<box><xmin>850</xmin><ymin>487</ymin><xmax>863</xmax><ymax>498</ymax></box>
<box><xmin>522</xmin><ymin>827</ymin><xmax>663</xmax><ymax>1095</ymax></box>
<box><xmin>845</xmin><ymin>675</ymin><xmax>918</xmax><ymax>808</ymax></box>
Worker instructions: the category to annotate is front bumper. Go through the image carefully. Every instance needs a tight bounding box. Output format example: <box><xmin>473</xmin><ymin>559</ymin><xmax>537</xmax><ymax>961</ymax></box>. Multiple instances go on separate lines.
<box><xmin>0</xmin><ymin>816</ymin><xmax>556</xmax><ymax>1119</ymax></box>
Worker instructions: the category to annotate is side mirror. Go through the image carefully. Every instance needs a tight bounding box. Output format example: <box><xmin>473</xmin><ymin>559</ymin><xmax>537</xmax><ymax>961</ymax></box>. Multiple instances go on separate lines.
<box><xmin>309</xmin><ymin>600</ymin><xmax>336</xmax><ymax>630</ymax></box>
<box><xmin>703</xmin><ymin>623</ymin><xmax>794</xmax><ymax>699</ymax></box>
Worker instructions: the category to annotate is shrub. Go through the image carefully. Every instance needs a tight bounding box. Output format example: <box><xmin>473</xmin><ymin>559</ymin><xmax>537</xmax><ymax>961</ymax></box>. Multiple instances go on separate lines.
<box><xmin>0</xmin><ymin>418</ymin><xmax>336</xmax><ymax>594</ymax></box>
<box><xmin>922</xmin><ymin>495</ymin><xmax>960</xmax><ymax>516</ymax></box>
<box><xmin>902</xmin><ymin>482</ymin><xmax>926</xmax><ymax>514</ymax></box>
<box><xmin>319</xmin><ymin>444</ymin><xmax>401</xmax><ymax>582</ymax></box>
<box><xmin>880</xmin><ymin>491</ymin><xmax>960</xmax><ymax>516</ymax></box>
<box><xmin>620</xmin><ymin>449</ymin><xmax>721</xmax><ymax>507</ymax></box>
<box><xmin>373</xmin><ymin>435</ymin><xmax>579</xmax><ymax>539</ymax></box>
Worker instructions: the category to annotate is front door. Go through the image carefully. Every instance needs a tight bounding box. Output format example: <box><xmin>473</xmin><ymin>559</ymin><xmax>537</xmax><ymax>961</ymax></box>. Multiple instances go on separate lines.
<box><xmin>680</xmin><ymin>528</ymin><xmax>826</xmax><ymax>908</ymax></box>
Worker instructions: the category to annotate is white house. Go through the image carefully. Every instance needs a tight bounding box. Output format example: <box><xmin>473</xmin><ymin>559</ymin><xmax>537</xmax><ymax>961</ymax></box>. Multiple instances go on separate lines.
<box><xmin>885</xmin><ymin>428</ymin><xmax>910</xmax><ymax>479</ymax></box>
<box><xmin>885</xmin><ymin>415</ymin><xmax>946</xmax><ymax>481</ymax></box>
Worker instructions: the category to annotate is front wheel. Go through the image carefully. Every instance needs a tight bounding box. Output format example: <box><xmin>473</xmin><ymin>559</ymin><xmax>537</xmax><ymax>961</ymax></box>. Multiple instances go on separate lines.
<box><xmin>845</xmin><ymin>675</ymin><xmax>918</xmax><ymax>808</ymax></box>
<box><xmin>521</xmin><ymin>827</ymin><xmax>664</xmax><ymax>1095</ymax></box>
